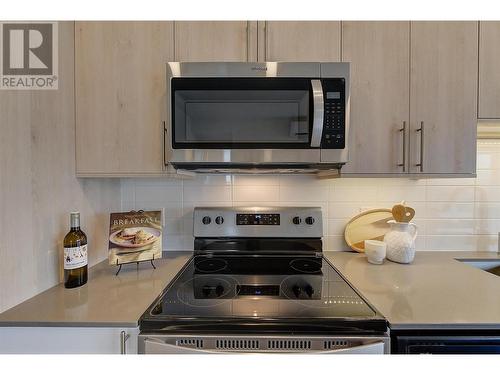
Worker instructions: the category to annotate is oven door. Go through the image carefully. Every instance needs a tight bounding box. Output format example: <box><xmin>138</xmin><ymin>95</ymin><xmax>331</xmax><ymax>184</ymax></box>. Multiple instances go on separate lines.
<box><xmin>169</xmin><ymin>77</ymin><xmax>325</xmax><ymax>165</ymax></box>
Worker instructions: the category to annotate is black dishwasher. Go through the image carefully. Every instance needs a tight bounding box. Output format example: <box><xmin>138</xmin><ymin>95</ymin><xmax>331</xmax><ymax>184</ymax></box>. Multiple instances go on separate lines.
<box><xmin>393</xmin><ymin>330</ymin><xmax>500</xmax><ymax>354</ymax></box>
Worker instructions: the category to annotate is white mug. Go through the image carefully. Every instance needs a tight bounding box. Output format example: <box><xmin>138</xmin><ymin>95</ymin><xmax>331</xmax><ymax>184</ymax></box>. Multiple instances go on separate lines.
<box><xmin>364</xmin><ymin>240</ymin><xmax>387</xmax><ymax>265</ymax></box>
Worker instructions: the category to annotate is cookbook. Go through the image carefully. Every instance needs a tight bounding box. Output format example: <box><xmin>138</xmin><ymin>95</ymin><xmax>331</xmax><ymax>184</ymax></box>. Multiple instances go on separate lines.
<box><xmin>108</xmin><ymin>210</ymin><xmax>162</xmax><ymax>265</ymax></box>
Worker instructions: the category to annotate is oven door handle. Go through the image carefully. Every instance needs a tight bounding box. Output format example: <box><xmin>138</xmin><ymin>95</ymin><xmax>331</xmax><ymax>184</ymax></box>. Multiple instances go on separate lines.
<box><xmin>310</xmin><ymin>79</ymin><xmax>324</xmax><ymax>148</ymax></box>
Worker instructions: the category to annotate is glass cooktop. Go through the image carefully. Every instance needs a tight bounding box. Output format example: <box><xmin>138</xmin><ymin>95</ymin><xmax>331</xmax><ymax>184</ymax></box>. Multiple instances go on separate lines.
<box><xmin>141</xmin><ymin>255</ymin><xmax>386</xmax><ymax>334</ymax></box>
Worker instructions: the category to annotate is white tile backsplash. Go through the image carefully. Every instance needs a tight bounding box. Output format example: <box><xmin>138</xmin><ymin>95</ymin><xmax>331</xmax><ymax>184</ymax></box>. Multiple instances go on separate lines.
<box><xmin>121</xmin><ymin>142</ymin><xmax>500</xmax><ymax>252</ymax></box>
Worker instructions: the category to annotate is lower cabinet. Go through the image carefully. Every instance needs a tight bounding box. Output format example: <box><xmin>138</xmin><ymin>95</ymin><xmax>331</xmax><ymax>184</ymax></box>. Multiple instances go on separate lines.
<box><xmin>0</xmin><ymin>326</ymin><xmax>139</xmax><ymax>354</ymax></box>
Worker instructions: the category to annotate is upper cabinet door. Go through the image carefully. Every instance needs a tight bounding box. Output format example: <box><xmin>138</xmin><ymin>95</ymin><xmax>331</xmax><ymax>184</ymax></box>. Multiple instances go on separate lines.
<box><xmin>262</xmin><ymin>21</ymin><xmax>341</xmax><ymax>62</ymax></box>
<box><xmin>175</xmin><ymin>21</ymin><xmax>256</xmax><ymax>61</ymax></box>
<box><xmin>341</xmin><ymin>22</ymin><xmax>410</xmax><ymax>174</ymax></box>
<box><xmin>479</xmin><ymin>21</ymin><xmax>500</xmax><ymax>119</ymax></box>
<box><xmin>75</xmin><ymin>22</ymin><xmax>174</xmax><ymax>176</ymax></box>
<box><xmin>410</xmin><ymin>22</ymin><xmax>478</xmax><ymax>175</ymax></box>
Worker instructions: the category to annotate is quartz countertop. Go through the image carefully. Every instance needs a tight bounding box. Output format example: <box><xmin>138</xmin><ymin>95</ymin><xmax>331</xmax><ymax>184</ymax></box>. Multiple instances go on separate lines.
<box><xmin>323</xmin><ymin>251</ymin><xmax>500</xmax><ymax>330</ymax></box>
<box><xmin>0</xmin><ymin>250</ymin><xmax>499</xmax><ymax>329</ymax></box>
<box><xmin>0</xmin><ymin>252</ymin><xmax>192</xmax><ymax>327</ymax></box>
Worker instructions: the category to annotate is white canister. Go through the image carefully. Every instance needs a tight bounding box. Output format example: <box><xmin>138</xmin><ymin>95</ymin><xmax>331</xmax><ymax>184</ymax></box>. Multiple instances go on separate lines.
<box><xmin>364</xmin><ymin>240</ymin><xmax>387</xmax><ymax>265</ymax></box>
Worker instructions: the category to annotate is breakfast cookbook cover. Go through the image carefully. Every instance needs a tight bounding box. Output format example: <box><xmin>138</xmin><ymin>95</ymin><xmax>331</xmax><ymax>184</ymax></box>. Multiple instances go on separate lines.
<box><xmin>108</xmin><ymin>210</ymin><xmax>162</xmax><ymax>265</ymax></box>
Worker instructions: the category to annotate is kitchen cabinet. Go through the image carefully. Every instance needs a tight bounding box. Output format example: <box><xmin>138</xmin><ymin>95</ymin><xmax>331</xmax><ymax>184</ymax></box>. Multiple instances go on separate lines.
<box><xmin>409</xmin><ymin>21</ymin><xmax>478</xmax><ymax>175</ymax></box>
<box><xmin>343</xmin><ymin>21</ymin><xmax>478</xmax><ymax>176</ymax></box>
<box><xmin>75</xmin><ymin>22</ymin><xmax>174</xmax><ymax>177</ymax></box>
<box><xmin>479</xmin><ymin>21</ymin><xmax>500</xmax><ymax>119</ymax></box>
<box><xmin>341</xmin><ymin>22</ymin><xmax>410</xmax><ymax>174</ymax></box>
<box><xmin>0</xmin><ymin>326</ymin><xmax>139</xmax><ymax>354</ymax></box>
<box><xmin>174</xmin><ymin>21</ymin><xmax>257</xmax><ymax>61</ymax></box>
<box><xmin>259</xmin><ymin>21</ymin><xmax>341</xmax><ymax>62</ymax></box>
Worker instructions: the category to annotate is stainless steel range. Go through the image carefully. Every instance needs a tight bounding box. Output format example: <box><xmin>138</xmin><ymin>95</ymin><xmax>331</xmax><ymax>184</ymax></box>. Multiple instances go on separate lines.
<box><xmin>139</xmin><ymin>207</ymin><xmax>389</xmax><ymax>354</ymax></box>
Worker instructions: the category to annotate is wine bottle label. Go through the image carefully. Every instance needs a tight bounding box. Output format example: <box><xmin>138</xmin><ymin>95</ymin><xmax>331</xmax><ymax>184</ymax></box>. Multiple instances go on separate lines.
<box><xmin>64</xmin><ymin>244</ymin><xmax>88</xmax><ymax>270</ymax></box>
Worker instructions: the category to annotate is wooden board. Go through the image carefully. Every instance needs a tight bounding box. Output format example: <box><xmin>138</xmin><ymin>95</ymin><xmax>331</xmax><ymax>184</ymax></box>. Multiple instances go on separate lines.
<box><xmin>344</xmin><ymin>209</ymin><xmax>393</xmax><ymax>252</ymax></box>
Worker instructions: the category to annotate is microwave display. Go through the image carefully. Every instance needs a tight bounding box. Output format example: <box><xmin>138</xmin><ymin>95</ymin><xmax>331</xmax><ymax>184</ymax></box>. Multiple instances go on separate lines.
<box><xmin>326</xmin><ymin>92</ymin><xmax>341</xmax><ymax>99</ymax></box>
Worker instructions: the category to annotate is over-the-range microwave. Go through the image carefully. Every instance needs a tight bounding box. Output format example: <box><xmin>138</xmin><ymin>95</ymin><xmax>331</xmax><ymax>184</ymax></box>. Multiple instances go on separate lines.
<box><xmin>165</xmin><ymin>62</ymin><xmax>350</xmax><ymax>174</ymax></box>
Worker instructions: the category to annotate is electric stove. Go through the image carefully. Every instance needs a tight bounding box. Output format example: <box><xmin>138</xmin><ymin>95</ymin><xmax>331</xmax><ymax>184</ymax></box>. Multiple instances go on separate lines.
<box><xmin>139</xmin><ymin>207</ymin><xmax>388</xmax><ymax>354</ymax></box>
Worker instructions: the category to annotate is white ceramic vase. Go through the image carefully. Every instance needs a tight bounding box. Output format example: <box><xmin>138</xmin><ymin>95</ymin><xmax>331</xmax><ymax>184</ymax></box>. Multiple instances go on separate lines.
<box><xmin>383</xmin><ymin>220</ymin><xmax>418</xmax><ymax>264</ymax></box>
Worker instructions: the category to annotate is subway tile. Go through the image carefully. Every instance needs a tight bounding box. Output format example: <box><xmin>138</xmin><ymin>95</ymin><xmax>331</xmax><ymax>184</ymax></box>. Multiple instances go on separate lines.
<box><xmin>475</xmin><ymin>203</ymin><xmax>500</xmax><ymax>219</ymax></box>
<box><xmin>475</xmin><ymin>235</ymin><xmax>500</xmax><ymax>252</ymax></box>
<box><xmin>233</xmin><ymin>185</ymin><xmax>279</xmax><ymax>202</ymax></box>
<box><xmin>183</xmin><ymin>174</ymin><xmax>232</xmax><ymax>187</ymax></box>
<box><xmin>425</xmin><ymin>219</ymin><xmax>475</xmax><ymax>235</ymax></box>
<box><xmin>426</xmin><ymin>186</ymin><xmax>475</xmax><ymax>202</ymax></box>
<box><xmin>474</xmin><ymin>219</ymin><xmax>500</xmax><ymax>235</ymax></box>
<box><xmin>426</xmin><ymin>235</ymin><xmax>477</xmax><ymax>251</ymax></box>
<box><xmin>425</xmin><ymin>203</ymin><xmax>474</xmax><ymax>219</ymax></box>
<box><xmin>280</xmin><ymin>185</ymin><xmax>329</xmax><ymax>202</ymax></box>
<box><xmin>328</xmin><ymin>202</ymin><xmax>376</xmax><ymax>219</ymax></box>
<box><xmin>163</xmin><ymin>234</ymin><xmax>193</xmax><ymax>251</ymax></box>
<box><xmin>475</xmin><ymin>186</ymin><xmax>500</xmax><ymax>202</ymax></box>
<box><xmin>183</xmin><ymin>185</ymin><xmax>231</xmax><ymax>202</ymax></box>
<box><xmin>325</xmin><ymin>236</ymin><xmax>351</xmax><ymax>251</ymax></box>
<box><xmin>328</xmin><ymin>219</ymin><xmax>349</xmax><ymax>236</ymax></box>
<box><xmin>329</xmin><ymin>186</ymin><xmax>377</xmax><ymax>202</ymax></box>
<box><xmin>279</xmin><ymin>175</ymin><xmax>331</xmax><ymax>187</ymax></box>
<box><xmin>233</xmin><ymin>175</ymin><xmax>279</xmax><ymax>186</ymax></box>
<box><xmin>426</xmin><ymin>178</ymin><xmax>476</xmax><ymax>186</ymax></box>
<box><xmin>377</xmin><ymin>186</ymin><xmax>426</xmax><ymax>202</ymax></box>
<box><xmin>135</xmin><ymin>185</ymin><xmax>182</xmax><ymax>202</ymax></box>
<box><xmin>475</xmin><ymin>170</ymin><xmax>500</xmax><ymax>186</ymax></box>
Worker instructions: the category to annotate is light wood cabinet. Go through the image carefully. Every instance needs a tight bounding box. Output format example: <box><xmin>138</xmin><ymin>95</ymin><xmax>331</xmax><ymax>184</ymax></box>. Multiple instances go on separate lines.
<box><xmin>343</xmin><ymin>21</ymin><xmax>478</xmax><ymax>176</ymax></box>
<box><xmin>0</xmin><ymin>326</ymin><xmax>138</xmax><ymax>354</ymax></box>
<box><xmin>260</xmin><ymin>21</ymin><xmax>341</xmax><ymax>62</ymax></box>
<box><xmin>174</xmin><ymin>21</ymin><xmax>257</xmax><ymax>61</ymax></box>
<box><xmin>479</xmin><ymin>21</ymin><xmax>500</xmax><ymax>119</ymax></box>
<box><xmin>75</xmin><ymin>22</ymin><xmax>174</xmax><ymax>176</ymax></box>
<box><xmin>341</xmin><ymin>22</ymin><xmax>410</xmax><ymax>174</ymax></box>
<box><xmin>409</xmin><ymin>21</ymin><xmax>478</xmax><ymax>175</ymax></box>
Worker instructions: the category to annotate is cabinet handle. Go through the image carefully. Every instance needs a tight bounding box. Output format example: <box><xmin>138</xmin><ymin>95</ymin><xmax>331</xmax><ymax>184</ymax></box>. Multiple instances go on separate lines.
<box><xmin>415</xmin><ymin>121</ymin><xmax>424</xmax><ymax>172</ymax></box>
<box><xmin>163</xmin><ymin>121</ymin><xmax>167</xmax><ymax>167</ymax></box>
<box><xmin>120</xmin><ymin>330</ymin><xmax>130</xmax><ymax>355</ymax></box>
<box><xmin>397</xmin><ymin>121</ymin><xmax>406</xmax><ymax>172</ymax></box>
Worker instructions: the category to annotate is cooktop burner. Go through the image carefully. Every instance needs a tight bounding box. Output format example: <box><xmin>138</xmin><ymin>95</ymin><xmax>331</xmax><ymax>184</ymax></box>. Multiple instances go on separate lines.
<box><xmin>194</xmin><ymin>258</ymin><xmax>228</xmax><ymax>273</ymax></box>
<box><xmin>289</xmin><ymin>258</ymin><xmax>322</xmax><ymax>273</ymax></box>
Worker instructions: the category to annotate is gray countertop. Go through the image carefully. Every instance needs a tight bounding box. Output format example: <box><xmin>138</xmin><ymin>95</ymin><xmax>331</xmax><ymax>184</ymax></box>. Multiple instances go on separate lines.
<box><xmin>0</xmin><ymin>252</ymin><xmax>192</xmax><ymax>328</ymax></box>
<box><xmin>323</xmin><ymin>251</ymin><xmax>500</xmax><ymax>330</ymax></box>
<box><xmin>0</xmin><ymin>250</ymin><xmax>499</xmax><ymax>329</ymax></box>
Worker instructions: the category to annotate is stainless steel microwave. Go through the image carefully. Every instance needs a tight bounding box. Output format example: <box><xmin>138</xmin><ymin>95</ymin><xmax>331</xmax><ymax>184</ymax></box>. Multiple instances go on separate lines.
<box><xmin>165</xmin><ymin>62</ymin><xmax>350</xmax><ymax>174</ymax></box>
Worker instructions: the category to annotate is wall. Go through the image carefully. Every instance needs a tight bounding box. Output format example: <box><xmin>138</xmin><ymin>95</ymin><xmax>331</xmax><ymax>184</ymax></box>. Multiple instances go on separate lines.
<box><xmin>0</xmin><ymin>22</ymin><xmax>121</xmax><ymax>313</ymax></box>
<box><xmin>121</xmin><ymin>141</ymin><xmax>500</xmax><ymax>253</ymax></box>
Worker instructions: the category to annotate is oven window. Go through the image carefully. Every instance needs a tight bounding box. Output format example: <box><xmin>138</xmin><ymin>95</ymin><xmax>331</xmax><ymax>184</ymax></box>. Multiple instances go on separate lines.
<box><xmin>174</xmin><ymin>90</ymin><xmax>309</xmax><ymax>145</ymax></box>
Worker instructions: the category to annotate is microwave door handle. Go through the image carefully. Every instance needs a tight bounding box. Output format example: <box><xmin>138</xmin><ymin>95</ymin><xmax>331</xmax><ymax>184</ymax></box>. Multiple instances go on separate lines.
<box><xmin>310</xmin><ymin>79</ymin><xmax>324</xmax><ymax>148</ymax></box>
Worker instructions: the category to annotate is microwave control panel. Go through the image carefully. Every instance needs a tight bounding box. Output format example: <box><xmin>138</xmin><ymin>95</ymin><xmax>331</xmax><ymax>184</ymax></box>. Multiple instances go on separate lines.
<box><xmin>321</xmin><ymin>78</ymin><xmax>345</xmax><ymax>149</ymax></box>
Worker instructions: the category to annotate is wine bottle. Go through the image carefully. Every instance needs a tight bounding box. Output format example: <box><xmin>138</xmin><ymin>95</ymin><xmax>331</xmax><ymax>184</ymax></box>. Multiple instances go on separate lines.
<box><xmin>63</xmin><ymin>212</ymin><xmax>88</xmax><ymax>288</ymax></box>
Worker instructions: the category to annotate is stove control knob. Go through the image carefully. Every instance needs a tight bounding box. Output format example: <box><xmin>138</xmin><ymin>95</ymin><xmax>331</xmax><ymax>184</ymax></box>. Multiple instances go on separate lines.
<box><xmin>305</xmin><ymin>216</ymin><xmax>315</xmax><ymax>225</ymax></box>
<box><xmin>292</xmin><ymin>216</ymin><xmax>301</xmax><ymax>225</ymax></box>
<box><xmin>202</xmin><ymin>286</ymin><xmax>212</xmax><ymax>297</ymax></box>
<box><xmin>304</xmin><ymin>285</ymin><xmax>314</xmax><ymax>298</ymax></box>
<box><xmin>292</xmin><ymin>285</ymin><xmax>302</xmax><ymax>298</ymax></box>
<box><xmin>215</xmin><ymin>285</ymin><xmax>224</xmax><ymax>297</ymax></box>
<box><xmin>202</xmin><ymin>216</ymin><xmax>211</xmax><ymax>225</ymax></box>
<box><xmin>215</xmin><ymin>216</ymin><xmax>224</xmax><ymax>225</ymax></box>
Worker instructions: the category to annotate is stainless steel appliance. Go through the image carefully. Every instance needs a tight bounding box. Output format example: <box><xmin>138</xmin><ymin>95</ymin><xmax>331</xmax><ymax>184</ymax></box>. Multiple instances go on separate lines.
<box><xmin>165</xmin><ymin>62</ymin><xmax>350</xmax><ymax>174</ymax></box>
<box><xmin>139</xmin><ymin>207</ymin><xmax>389</xmax><ymax>354</ymax></box>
